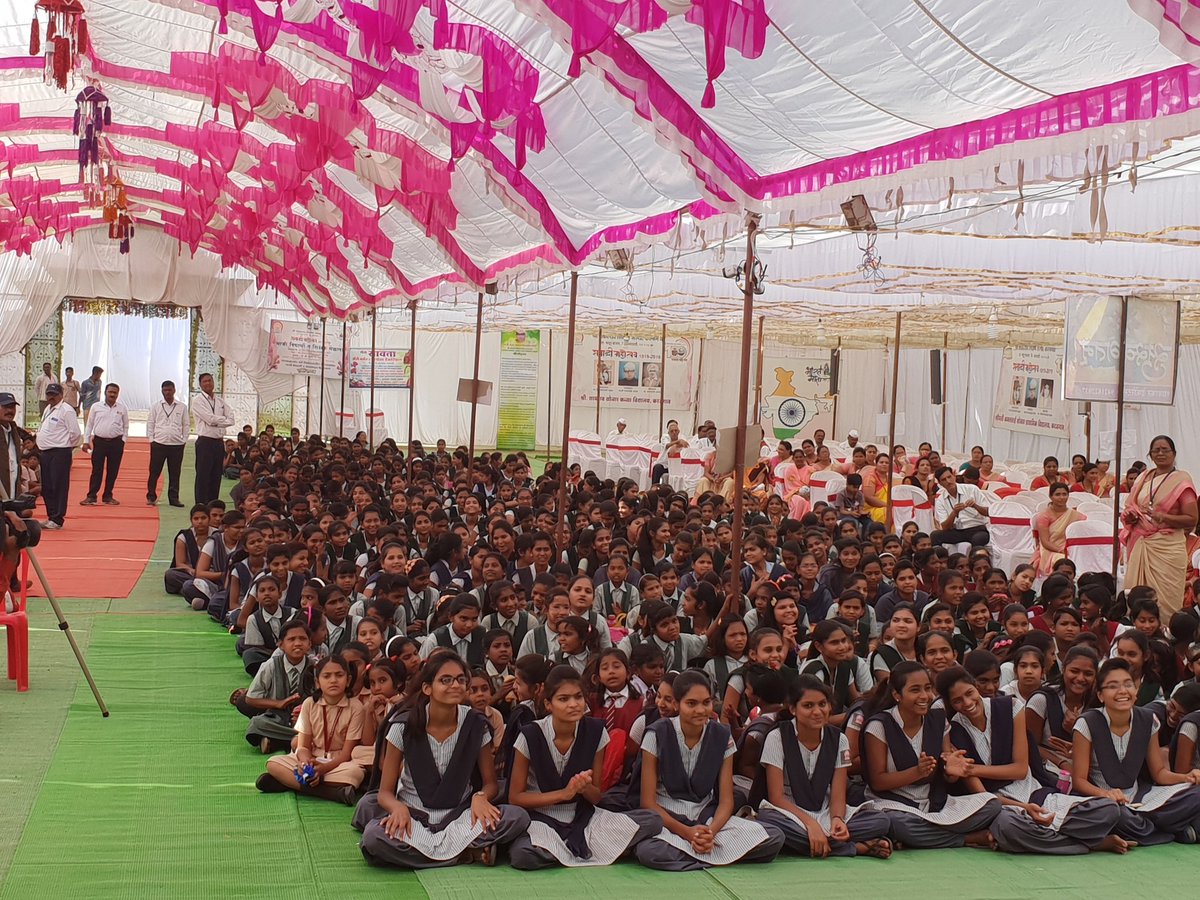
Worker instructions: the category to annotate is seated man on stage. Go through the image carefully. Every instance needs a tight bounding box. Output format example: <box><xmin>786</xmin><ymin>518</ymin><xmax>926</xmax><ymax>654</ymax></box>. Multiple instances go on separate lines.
<box><xmin>931</xmin><ymin>465</ymin><xmax>990</xmax><ymax>549</ymax></box>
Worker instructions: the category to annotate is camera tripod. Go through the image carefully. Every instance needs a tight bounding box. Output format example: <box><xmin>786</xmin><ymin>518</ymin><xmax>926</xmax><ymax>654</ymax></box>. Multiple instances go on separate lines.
<box><xmin>2</xmin><ymin>488</ymin><xmax>108</xmax><ymax>716</ymax></box>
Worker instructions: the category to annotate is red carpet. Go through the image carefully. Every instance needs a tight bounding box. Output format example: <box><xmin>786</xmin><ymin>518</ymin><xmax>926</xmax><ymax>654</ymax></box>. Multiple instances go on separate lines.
<box><xmin>29</xmin><ymin>438</ymin><xmax>160</xmax><ymax>599</ymax></box>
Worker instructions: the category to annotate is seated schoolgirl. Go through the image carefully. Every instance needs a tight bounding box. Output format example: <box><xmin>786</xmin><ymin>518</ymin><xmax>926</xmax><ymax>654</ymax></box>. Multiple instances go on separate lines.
<box><xmin>733</xmin><ymin>665</ymin><xmax>790</xmax><ymax>805</ymax></box>
<box><xmin>468</xmin><ymin>668</ymin><xmax>505</xmax><ymax>755</ymax></box>
<box><xmin>588</xmin><ymin>648</ymin><xmax>644</xmax><ymax>766</ymax></box>
<box><xmin>618</xmin><ymin>602</ymin><xmax>707</xmax><ymax>673</ymax></box>
<box><xmin>352</xmin><ymin>660</ymin><xmax>403</xmax><ymax>770</ymax></box>
<box><xmin>918</xmin><ymin>631</ymin><xmax>958</xmax><ymax>681</ymax></box>
<box><xmin>757</xmin><ymin>675</ymin><xmax>893</xmax><ymax>859</ymax></box>
<box><xmin>1072</xmin><ymin>658</ymin><xmax>1200</xmax><ymax>846</ymax></box>
<box><xmin>799</xmin><ymin>620</ymin><xmax>874</xmax><ymax>725</ymax></box>
<box><xmin>566</xmin><ymin>575</ymin><xmax>614</xmax><ymax>649</ymax></box>
<box><xmin>935</xmin><ymin>666</ymin><xmax>1125</xmax><ymax>855</ymax></box>
<box><xmin>517</xmin><ymin>587</ymin><xmax>571</xmax><ymax>657</ymax></box>
<box><xmin>962</xmin><ymin>649</ymin><xmax>1003</xmax><ymax>698</ymax></box>
<box><xmin>1000</xmin><ymin>633</ymin><xmax>1052</xmax><ymax>700</ymax></box>
<box><xmin>1024</xmin><ymin>646</ymin><xmax>1098</xmax><ymax>781</ymax></box>
<box><xmin>868</xmin><ymin>603</ymin><xmax>919</xmax><ymax>677</ymax></box>
<box><xmin>356</xmin><ymin>616</ymin><xmax>387</xmax><ymax>663</ymax></box>
<box><xmin>863</xmin><ymin>661</ymin><xmax>1003</xmax><ymax>848</ymax></box>
<box><xmin>828</xmin><ymin>591</ymin><xmax>873</xmax><ymax>657</ymax></box>
<box><xmin>482</xmin><ymin>581</ymin><xmax>536</xmax><ymax>653</ymax></box>
<box><xmin>554</xmin><ymin>616</ymin><xmax>599</xmax><ymax>673</ymax></box>
<box><xmin>259</xmin><ymin>654</ymin><xmax>366</xmax><ymax>805</ymax></box>
<box><xmin>482</xmin><ymin>630</ymin><xmax>515</xmax><ymax>712</ymax></box>
<box><xmin>957</xmin><ymin>592</ymin><xmax>1001</xmax><ymax>652</ymax></box>
<box><xmin>720</xmin><ymin>628</ymin><xmax>788</xmax><ymax>733</ymax></box>
<box><xmin>508</xmin><ymin>665</ymin><xmax>660</xmax><ymax>869</ymax></box>
<box><xmin>358</xmin><ymin>654</ymin><xmax>530</xmax><ymax>868</ymax></box>
<box><xmin>321</xmin><ymin>585</ymin><xmax>359</xmax><ymax>656</ymax></box>
<box><xmin>241</xmin><ymin>620</ymin><xmax>313</xmax><ymax>753</ymax></box>
<box><xmin>703</xmin><ymin>616</ymin><xmax>749</xmax><ymax>698</ymax></box>
<box><xmin>759</xmin><ymin>590</ymin><xmax>809</xmax><ymax>667</ymax></box>
<box><xmin>1112</xmin><ymin>630</ymin><xmax>1165</xmax><ymax>706</ymax></box>
<box><xmin>1169</xmin><ymin>682</ymin><xmax>1200</xmax><ymax>774</ymax></box>
<box><xmin>634</xmin><ymin>670</ymin><xmax>784</xmax><ymax>870</ymax></box>
<box><xmin>419</xmin><ymin>594</ymin><xmax>486</xmax><ymax>666</ymax></box>
<box><xmin>628</xmin><ymin>643</ymin><xmax>666</xmax><ymax>701</ymax></box>
<box><xmin>630</xmin><ymin>671</ymin><xmax>678</xmax><ymax>747</ymax></box>
<box><xmin>498</xmin><ymin>654</ymin><xmax>552</xmax><ymax>787</ymax></box>
<box><xmin>385</xmin><ymin>636</ymin><xmax>422</xmax><ymax>687</ymax></box>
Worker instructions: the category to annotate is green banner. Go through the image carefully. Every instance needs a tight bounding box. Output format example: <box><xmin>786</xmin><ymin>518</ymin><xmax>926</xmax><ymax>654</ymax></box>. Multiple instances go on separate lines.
<box><xmin>496</xmin><ymin>330</ymin><xmax>540</xmax><ymax>450</ymax></box>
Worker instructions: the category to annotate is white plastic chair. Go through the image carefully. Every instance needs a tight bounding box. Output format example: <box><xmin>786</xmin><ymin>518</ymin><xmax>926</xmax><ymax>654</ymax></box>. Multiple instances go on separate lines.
<box><xmin>678</xmin><ymin>448</ymin><xmax>706</xmax><ymax>494</ymax></box>
<box><xmin>666</xmin><ymin>456</ymin><xmax>687</xmax><ymax>491</ymax></box>
<box><xmin>568</xmin><ymin>430</ymin><xmax>605</xmax><ymax>474</ymax></box>
<box><xmin>1065</xmin><ymin>519</ymin><xmax>1118</xmax><ymax>575</ymax></box>
<box><xmin>1011</xmin><ymin>492</ymin><xmax>1046</xmax><ymax>512</ymax></box>
<box><xmin>810</xmin><ymin>472</ymin><xmax>845</xmax><ymax>507</ymax></box>
<box><xmin>988</xmin><ymin>500</ymin><xmax>1035</xmax><ymax>575</ymax></box>
<box><xmin>891</xmin><ymin>484</ymin><xmax>934</xmax><ymax>532</ymax></box>
<box><xmin>605</xmin><ymin>434</ymin><xmax>654</xmax><ymax>488</ymax></box>
<box><xmin>1077</xmin><ymin>502</ymin><xmax>1113</xmax><ymax>521</ymax></box>
<box><xmin>1065</xmin><ymin>493</ymin><xmax>1094</xmax><ymax>509</ymax></box>
<box><xmin>335</xmin><ymin>409</ymin><xmax>357</xmax><ymax>437</ymax></box>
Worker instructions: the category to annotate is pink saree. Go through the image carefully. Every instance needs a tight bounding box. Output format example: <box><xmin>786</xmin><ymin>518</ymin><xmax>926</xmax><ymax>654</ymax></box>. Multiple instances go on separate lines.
<box><xmin>1121</xmin><ymin>469</ymin><xmax>1197</xmax><ymax>615</ymax></box>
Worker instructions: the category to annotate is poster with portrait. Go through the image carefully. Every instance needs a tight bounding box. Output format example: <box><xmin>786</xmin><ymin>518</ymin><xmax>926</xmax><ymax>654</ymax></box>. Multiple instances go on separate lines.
<box><xmin>266</xmin><ymin>319</ymin><xmax>343</xmax><ymax>378</ymax></box>
<box><xmin>572</xmin><ymin>334</ymin><xmax>694</xmax><ymax>410</ymax></box>
<box><xmin>1063</xmin><ymin>297</ymin><xmax>1180</xmax><ymax>404</ymax></box>
<box><xmin>758</xmin><ymin>355</ymin><xmax>835</xmax><ymax>443</ymax></box>
<box><xmin>991</xmin><ymin>348</ymin><xmax>1070</xmax><ymax>439</ymax></box>
<box><xmin>346</xmin><ymin>348</ymin><xmax>411</xmax><ymax>388</ymax></box>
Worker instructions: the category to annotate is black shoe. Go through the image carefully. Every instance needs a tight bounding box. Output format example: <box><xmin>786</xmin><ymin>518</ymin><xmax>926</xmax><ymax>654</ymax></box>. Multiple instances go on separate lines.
<box><xmin>255</xmin><ymin>773</ymin><xmax>289</xmax><ymax>794</ymax></box>
<box><xmin>146</xmin><ymin>497</ymin><xmax>157</xmax><ymax>506</ymax></box>
<box><xmin>80</xmin><ymin>497</ymin><xmax>96</xmax><ymax>506</ymax></box>
<box><xmin>169</xmin><ymin>500</ymin><xmax>184</xmax><ymax>508</ymax></box>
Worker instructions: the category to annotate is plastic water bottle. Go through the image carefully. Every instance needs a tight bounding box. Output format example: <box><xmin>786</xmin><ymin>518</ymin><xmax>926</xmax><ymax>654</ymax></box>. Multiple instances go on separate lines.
<box><xmin>1056</xmin><ymin>769</ymin><xmax>1071</xmax><ymax>793</ymax></box>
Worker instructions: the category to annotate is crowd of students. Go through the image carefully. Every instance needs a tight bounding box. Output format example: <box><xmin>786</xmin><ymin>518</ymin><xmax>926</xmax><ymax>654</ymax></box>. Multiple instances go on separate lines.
<box><xmin>164</xmin><ymin>428</ymin><xmax>1200</xmax><ymax>872</ymax></box>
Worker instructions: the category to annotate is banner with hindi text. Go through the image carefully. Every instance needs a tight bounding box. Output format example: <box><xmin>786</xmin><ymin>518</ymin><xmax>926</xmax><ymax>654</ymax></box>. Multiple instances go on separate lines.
<box><xmin>1064</xmin><ymin>297</ymin><xmax>1180</xmax><ymax>405</ymax></box>
<box><xmin>267</xmin><ymin>320</ymin><xmax>343</xmax><ymax>378</ymax></box>
<box><xmin>758</xmin><ymin>354</ymin><xmax>835</xmax><ymax>442</ymax></box>
<box><xmin>497</xmin><ymin>330</ymin><xmax>540</xmax><ymax>449</ymax></box>
<box><xmin>992</xmin><ymin>347</ymin><xmax>1070</xmax><ymax>439</ymax></box>
<box><xmin>572</xmin><ymin>334</ymin><xmax>694</xmax><ymax>410</ymax></box>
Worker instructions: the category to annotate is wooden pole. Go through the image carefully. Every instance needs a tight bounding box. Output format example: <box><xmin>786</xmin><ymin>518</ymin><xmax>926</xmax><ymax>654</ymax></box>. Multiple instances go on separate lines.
<box><xmin>407</xmin><ymin>300</ymin><xmax>417</xmax><ymax>480</ymax></box>
<box><xmin>338</xmin><ymin>319</ymin><xmax>348</xmax><ymax>438</ymax></box>
<box><xmin>961</xmin><ymin>344</ymin><xmax>972</xmax><ymax>454</ymax></box>
<box><xmin>368</xmin><ymin>308</ymin><xmax>377</xmax><ymax>449</ymax></box>
<box><xmin>546</xmin><ymin>328</ymin><xmax>554</xmax><ymax>462</ymax></box>
<box><xmin>595</xmin><ymin>326</ymin><xmax>603</xmax><ymax>433</ymax></box>
<box><xmin>305</xmin><ymin>376</ymin><xmax>311</xmax><ymax>436</ymax></box>
<box><xmin>318</xmin><ymin>318</ymin><xmax>327</xmax><ymax>438</ymax></box>
<box><xmin>557</xmin><ymin>273</ymin><xmax>579</xmax><ymax>525</ymax></box>
<box><xmin>1111</xmin><ymin>297</ymin><xmax>1129</xmax><ymax>578</ymax></box>
<box><xmin>886</xmin><ymin>312</ymin><xmax>902</xmax><ymax>531</ymax></box>
<box><xmin>728</xmin><ymin>217</ymin><xmax>758</xmax><ymax>588</ymax></box>
<box><xmin>658</xmin><ymin>322</ymin><xmax>668</xmax><ymax>437</ymax></box>
<box><xmin>468</xmin><ymin>291</ymin><xmax>484</xmax><ymax>494</ymax></box>
<box><xmin>940</xmin><ymin>332</ymin><xmax>949</xmax><ymax>453</ymax></box>
<box><xmin>831</xmin><ymin>338</ymin><xmax>841</xmax><ymax>438</ymax></box>
<box><xmin>693</xmin><ymin>337</ymin><xmax>706</xmax><ymax>434</ymax></box>
<box><xmin>753</xmin><ymin>314</ymin><xmax>765</xmax><ymax>423</ymax></box>
<box><xmin>1084</xmin><ymin>402</ymin><xmax>1092</xmax><ymax>460</ymax></box>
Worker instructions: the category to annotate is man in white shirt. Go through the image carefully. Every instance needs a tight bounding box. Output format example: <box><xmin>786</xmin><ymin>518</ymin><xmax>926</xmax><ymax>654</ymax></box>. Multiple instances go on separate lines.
<box><xmin>192</xmin><ymin>372</ymin><xmax>234</xmax><ymax>504</ymax></box>
<box><xmin>146</xmin><ymin>380</ymin><xmax>189</xmax><ymax>507</ymax></box>
<box><xmin>82</xmin><ymin>382</ymin><xmax>130</xmax><ymax>506</ymax></box>
<box><xmin>35</xmin><ymin>384</ymin><xmax>80</xmax><ymax>528</ymax></box>
<box><xmin>33</xmin><ymin>362</ymin><xmax>53</xmax><ymax>415</ymax></box>
<box><xmin>603</xmin><ymin>417</ymin><xmax>628</xmax><ymax>451</ymax></box>
<box><xmin>931</xmin><ymin>465</ymin><xmax>991</xmax><ymax>549</ymax></box>
<box><xmin>61</xmin><ymin>367</ymin><xmax>81</xmax><ymax>413</ymax></box>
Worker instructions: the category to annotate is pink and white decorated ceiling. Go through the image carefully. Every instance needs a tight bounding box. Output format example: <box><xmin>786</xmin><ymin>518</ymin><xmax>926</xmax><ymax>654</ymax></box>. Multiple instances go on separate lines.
<box><xmin>2</xmin><ymin>0</ymin><xmax>1200</xmax><ymax>317</ymax></box>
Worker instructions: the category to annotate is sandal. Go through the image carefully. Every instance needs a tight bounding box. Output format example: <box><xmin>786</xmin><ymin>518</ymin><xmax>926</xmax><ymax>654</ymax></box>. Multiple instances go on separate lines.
<box><xmin>860</xmin><ymin>837</ymin><xmax>893</xmax><ymax>859</ymax></box>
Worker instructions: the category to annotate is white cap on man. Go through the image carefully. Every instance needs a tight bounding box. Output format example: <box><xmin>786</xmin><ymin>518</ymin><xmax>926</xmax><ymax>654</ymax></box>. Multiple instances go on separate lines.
<box><xmin>617</xmin><ymin>418</ymin><xmax>626</xmax><ymax>425</ymax></box>
<box><xmin>848</xmin><ymin>429</ymin><xmax>859</xmax><ymax>439</ymax></box>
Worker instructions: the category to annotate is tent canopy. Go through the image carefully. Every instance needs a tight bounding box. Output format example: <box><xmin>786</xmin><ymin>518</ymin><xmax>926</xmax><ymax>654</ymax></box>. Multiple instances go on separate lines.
<box><xmin>4</xmin><ymin>0</ymin><xmax>1200</xmax><ymax>329</ymax></box>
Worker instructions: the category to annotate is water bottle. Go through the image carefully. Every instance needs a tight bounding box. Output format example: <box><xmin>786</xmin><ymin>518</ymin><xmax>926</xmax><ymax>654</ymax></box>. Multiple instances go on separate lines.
<box><xmin>1056</xmin><ymin>769</ymin><xmax>1071</xmax><ymax>793</ymax></box>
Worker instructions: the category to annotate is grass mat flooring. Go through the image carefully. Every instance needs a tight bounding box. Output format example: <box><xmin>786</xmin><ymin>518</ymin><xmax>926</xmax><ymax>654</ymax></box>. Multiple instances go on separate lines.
<box><xmin>3</xmin><ymin>465</ymin><xmax>1200</xmax><ymax>897</ymax></box>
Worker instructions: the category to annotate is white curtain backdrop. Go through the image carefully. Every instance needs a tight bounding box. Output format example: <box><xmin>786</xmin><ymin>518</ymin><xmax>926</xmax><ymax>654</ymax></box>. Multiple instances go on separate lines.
<box><xmin>62</xmin><ymin>311</ymin><xmax>190</xmax><ymax>411</ymax></box>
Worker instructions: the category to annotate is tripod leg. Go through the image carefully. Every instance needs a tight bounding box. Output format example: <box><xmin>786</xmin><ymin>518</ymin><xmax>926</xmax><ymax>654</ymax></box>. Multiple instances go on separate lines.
<box><xmin>23</xmin><ymin>548</ymin><xmax>110</xmax><ymax>717</ymax></box>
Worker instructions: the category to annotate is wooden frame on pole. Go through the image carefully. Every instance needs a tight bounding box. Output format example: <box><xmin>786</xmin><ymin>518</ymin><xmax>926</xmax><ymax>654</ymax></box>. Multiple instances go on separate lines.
<box><xmin>338</xmin><ymin>319</ymin><xmax>348</xmax><ymax>438</ymax></box>
<box><xmin>595</xmin><ymin>326</ymin><xmax>603</xmax><ymax>433</ymax></box>
<box><xmin>658</xmin><ymin>323</ymin><xmax>667</xmax><ymax>437</ymax></box>
<box><xmin>1111</xmin><ymin>296</ymin><xmax>1129</xmax><ymax>578</ymax></box>
<box><xmin>368</xmin><ymin>308</ymin><xmax>377</xmax><ymax>449</ymax></box>
<box><xmin>406</xmin><ymin>300</ymin><xmax>417</xmax><ymax>480</ymax></box>
<box><xmin>467</xmin><ymin>291</ymin><xmax>484</xmax><ymax>493</ymax></box>
<box><xmin>556</xmin><ymin>273</ymin><xmax>579</xmax><ymax>525</ymax></box>
<box><xmin>886</xmin><ymin>312</ymin><xmax>902</xmax><ymax>531</ymax></box>
<box><xmin>728</xmin><ymin>216</ymin><xmax>759</xmax><ymax>584</ymax></box>
<box><xmin>318</xmin><ymin>318</ymin><xmax>327</xmax><ymax>438</ymax></box>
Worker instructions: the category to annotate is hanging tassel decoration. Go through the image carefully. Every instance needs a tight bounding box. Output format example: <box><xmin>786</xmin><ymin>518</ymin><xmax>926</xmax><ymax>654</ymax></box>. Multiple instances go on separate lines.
<box><xmin>30</xmin><ymin>17</ymin><xmax>39</xmax><ymax>55</ymax></box>
<box><xmin>73</xmin><ymin>84</ymin><xmax>108</xmax><ymax>185</ymax></box>
<box><xmin>32</xmin><ymin>1</ymin><xmax>89</xmax><ymax>91</ymax></box>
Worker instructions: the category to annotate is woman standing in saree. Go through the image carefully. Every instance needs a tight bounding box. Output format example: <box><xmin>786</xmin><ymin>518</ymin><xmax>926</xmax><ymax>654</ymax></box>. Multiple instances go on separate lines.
<box><xmin>1121</xmin><ymin>436</ymin><xmax>1198</xmax><ymax>616</ymax></box>
<box><xmin>1032</xmin><ymin>483</ymin><xmax>1085</xmax><ymax>579</ymax></box>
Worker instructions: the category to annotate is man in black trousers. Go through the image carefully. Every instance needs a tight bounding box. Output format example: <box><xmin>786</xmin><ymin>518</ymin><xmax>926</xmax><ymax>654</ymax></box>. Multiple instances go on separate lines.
<box><xmin>147</xmin><ymin>380</ymin><xmax>188</xmax><ymax>507</ymax></box>
<box><xmin>192</xmin><ymin>373</ymin><xmax>233</xmax><ymax>504</ymax></box>
<box><xmin>35</xmin><ymin>384</ymin><xmax>80</xmax><ymax>529</ymax></box>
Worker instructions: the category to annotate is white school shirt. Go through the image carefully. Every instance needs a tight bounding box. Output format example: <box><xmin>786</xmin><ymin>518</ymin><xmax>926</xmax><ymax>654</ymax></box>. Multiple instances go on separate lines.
<box><xmin>192</xmin><ymin>392</ymin><xmax>234</xmax><ymax>438</ymax></box>
<box><xmin>85</xmin><ymin>400</ymin><xmax>129</xmax><ymax>442</ymax></box>
<box><xmin>514</xmin><ymin>717</ymin><xmax>611</xmax><ymax>824</ymax></box>
<box><xmin>386</xmin><ymin>705</ymin><xmax>489</xmax><ymax>825</ymax></box>
<box><xmin>147</xmin><ymin>399</ymin><xmax>189</xmax><ymax>445</ymax></box>
<box><xmin>245</xmin><ymin>608</ymin><xmax>283</xmax><ymax>648</ymax></box>
<box><xmin>761</xmin><ymin>727</ymin><xmax>851</xmax><ymax>818</ymax></box>
<box><xmin>642</xmin><ymin>718</ymin><xmax>736</xmax><ymax>820</ymax></box>
<box><xmin>36</xmin><ymin>402</ymin><xmax>81</xmax><ymax>450</ymax></box>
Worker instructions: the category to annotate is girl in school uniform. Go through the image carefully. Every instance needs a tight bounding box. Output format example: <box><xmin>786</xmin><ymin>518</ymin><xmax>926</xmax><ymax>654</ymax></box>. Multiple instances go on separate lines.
<box><xmin>517</xmin><ymin>588</ymin><xmax>571</xmax><ymax>658</ymax></box>
<box><xmin>468</xmin><ymin>669</ymin><xmax>505</xmax><ymax>755</ymax></box>
<box><xmin>353</xmin><ymin>660</ymin><xmax>403</xmax><ymax>771</ymax></box>
<box><xmin>358</xmin><ymin>654</ymin><xmax>530</xmax><ymax>868</ymax></box>
<box><xmin>720</xmin><ymin>628</ymin><xmax>788</xmax><ymax>733</ymax></box>
<box><xmin>1169</xmin><ymin>682</ymin><xmax>1200</xmax><ymax>774</ymax></box>
<box><xmin>1112</xmin><ymin>631</ymin><xmax>1166</xmax><ymax>706</ymax></box>
<box><xmin>588</xmin><ymin>649</ymin><xmax>645</xmax><ymax>768</ymax></box>
<box><xmin>499</xmin><ymin>655</ymin><xmax>552</xmax><ymax>786</ymax></box>
<box><xmin>259</xmin><ymin>654</ymin><xmax>366</xmax><ymax>805</ymax></box>
<box><xmin>566</xmin><ymin>575</ymin><xmax>614</xmax><ymax>649</ymax></box>
<box><xmin>957</xmin><ymin>593</ymin><xmax>1002</xmax><ymax>652</ymax></box>
<box><xmin>617</xmin><ymin>602</ymin><xmax>707</xmax><ymax>673</ymax></box>
<box><xmin>1025</xmin><ymin>646</ymin><xmax>1099</xmax><ymax>782</ymax></box>
<box><xmin>481</xmin><ymin>581</ymin><xmax>535</xmax><ymax>653</ymax></box>
<box><xmin>356</xmin><ymin>617</ymin><xmax>387</xmax><ymax>663</ymax></box>
<box><xmin>799</xmin><ymin>620</ymin><xmax>874</xmax><ymax>725</ymax></box>
<box><xmin>1002</xmin><ymin>641</ymin><xmax>1049</xmax><ymax>703</ymax></box>
<box><xmin>863</xmin><ymin>661</ymin><xmax>1003</xmax><ymax>848</ymax></box>
<box><xmin>703</xmin><ymin>616</ymin><xmax>749</xmax><ymax>699</ymax></box>
<box><xmin>554</xmin><ymin>616</ymin><xmax>599</xmax><ymax>673</ymax></box>
<box><xmin>222</xmin><ymin>527</ymin><xmax>267</xmax><ymax>625</ymax></box>
<box><xmin>1072</xmin><ymin>658</ymin><xmax>1200</xmax><ymax>846</ymax></box>
<box><xmin>935</xmin><ymin>666</ymin><xmax>1126</xmax><ymax>855</ymax></box>
<box><xmin>508</xmin><ymin>665</ymin><xmax>660</xmax><ymax>869</ymax></box>
<box><xmin>757</xmin><ymin>675</ymin><xmax>893</xmax><ymax>859</ymax></box>
<box><xmin>635</xmin><ymin>670</ymin><xmax>784</xmax><ymax>870</ymax></box>
<box><xmin>420</xmin><ymin>594</ymin><xmax>486</xmax><ymax>666</ymax></box>
<box><xmin>868</xmin><ymin>603</ymin><xmax>919</xmax><ymax>677</ymax></box>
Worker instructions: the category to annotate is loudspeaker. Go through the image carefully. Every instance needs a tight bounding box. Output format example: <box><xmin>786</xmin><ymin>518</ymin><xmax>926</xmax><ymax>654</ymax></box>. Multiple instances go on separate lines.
<box><xmin>829</xmin><ymin>348</ymin><xmax>841</xmax><ymax>396</ymax></box>
<box><xmin>930</xmin><ymin>350</ymin><xmax>943</xmax><ymax>405</ymax></box>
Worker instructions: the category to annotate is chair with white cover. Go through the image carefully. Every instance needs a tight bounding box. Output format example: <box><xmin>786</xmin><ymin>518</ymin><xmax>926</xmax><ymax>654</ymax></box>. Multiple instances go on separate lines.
<box><xmin>1064</xmin><ymin>519</ymin><xmax>1117</xmax><ymax>575</ymax></box>
<box><xmin>605</xmin><ymin>435</ymin><xmax>655</xmax><ymax>488</ymax></box>
<box><xmin>988</xmin><ymin>500</ymin><xmax>1035</xmax><ymax>575</ymax></box>
<box><xmin>999</xmin><ymin>471</ymin><xmax>1029</xmax><ymax>490</ymax></box>
<box><xmin>1076</xmin><ymin>502</ymin><xmax>1113</xmax><ymax>521</ymax></box>
<box><xmin>891</xmin><ymin>484</ymin><xmax>934</xmax><ymax>532</ymax></box>
<box><xmin>666</xmin><ymin>455</ymin><xmax>687</xmax><ymax>491</ymax></box>
<box><xmin>1011</xmin><ymin>492</ymin><xmax>1046</xmax><ymax>512</ymax></box>
<box><xmin>568</xmin><ymin>430</ymin><xmax>605</xmax><ymax>473</ymax></box>
<box><xmin>810</xmin><ymin>471</ymin><xmax>845</xmax><ymax>507</ymax></box>
<box><xmin>335</xmin><ymin>409</ymin><xmax>358</xmax><ymax>437</ymax></box>
<box><xmin>678</xmin><ymin>448</ymin><xmax>707</xmax><ymax>494</ymax></box>
<box><xmin>364</xmin><ymin>407</ymin><xmax>388</xmax><ymax>445</ymax></box>
<box><xmin>1065</xmin><ymin>493</ymin><xmax>1095</xmax><ymax>509</ymax></box>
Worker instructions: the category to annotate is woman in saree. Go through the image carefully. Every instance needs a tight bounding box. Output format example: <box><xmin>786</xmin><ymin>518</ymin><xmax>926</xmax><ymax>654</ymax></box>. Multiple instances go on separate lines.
<box><xmin>1070</xmin><ymin>463</ymin><xmax>1107</xmax><ymax>498</ymax></box>
<box><xmin>778</xmin><ymin>448</ymin><xmax>812</xmax><ymax>520</ymax></box>
<box><xmin>1032</xmin><ymin>483</ymin><xmax>1085</xmax><ymax>578</ymax></box>
<box><xmin>1121</xmin><ymin>436</ymin><xmax>1198</xmax><ymax>616</ymax></box>
<box><xmin>863</xmin><ymin>453</ymin><xmax>891</xmax><ymax>526</ymax></box>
